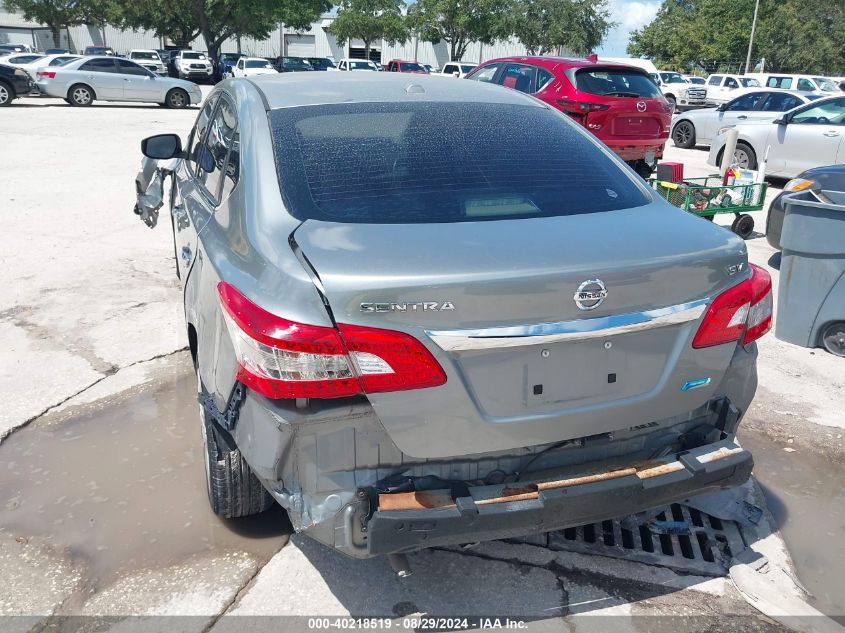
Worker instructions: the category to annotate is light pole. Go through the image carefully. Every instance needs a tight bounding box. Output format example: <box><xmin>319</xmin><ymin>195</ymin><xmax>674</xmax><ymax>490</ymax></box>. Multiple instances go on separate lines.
<box><xmin>745</xmin><ymin>0</ymin><xmax>761</xmax><ymax>73</ymax></box>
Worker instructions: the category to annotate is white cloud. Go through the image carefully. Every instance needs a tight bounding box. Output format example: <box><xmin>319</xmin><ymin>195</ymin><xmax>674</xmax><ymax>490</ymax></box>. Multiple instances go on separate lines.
<box><xmin>598</xmin><ymin>0</ymin><xmax>662</xmax><ymax>56</ymax></box>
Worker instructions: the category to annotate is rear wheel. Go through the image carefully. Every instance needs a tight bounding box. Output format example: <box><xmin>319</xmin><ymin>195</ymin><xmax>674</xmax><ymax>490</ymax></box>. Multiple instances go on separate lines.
<box><xmin>631</xmin><ymin>160</ymin><xmax>654</xmax><ymax>179</ymax></box>
<box><xmin>821</xmin><ymin>322</ymin><xmax>845</xmax><ymax>357</ymax></box>
<box><xmin>672</xmin><ymin>120</ymin><xmax>696</xmax><ymax>149</ymax></box>
<box><xmin>731</xmin><ymin>213</ymin><xmax>755</xmax><ymax>239</ymax></box>
<box><xmin>166</xmin><ymin>88</ymin><xmax>189</xmax><ymax>109</ymax></box>
<box><xmin>68</xmin><ymin>83</ymin><xmax>93</xmax><ymax>106</ymax></box>
<box><xmin>0</xmin><ymin>80</ymin><xmax>13</xmax><ymax>106</ymax></box>
<box><xmin>665</xmin><ymin>95</ymin><xmax>677</xmax><ymax>112</ymax></box>
<box><xmin>197</xmin><ymin>368</ymin><xmax>274</xmax><ymax>518</ymax></box>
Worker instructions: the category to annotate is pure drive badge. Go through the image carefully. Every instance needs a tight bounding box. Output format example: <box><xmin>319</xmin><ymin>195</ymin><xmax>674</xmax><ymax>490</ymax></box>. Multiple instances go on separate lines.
<box><xmin>361</xmin><ymin>302</ymin><xmax>456</xmax><ymax>313</ymax></box>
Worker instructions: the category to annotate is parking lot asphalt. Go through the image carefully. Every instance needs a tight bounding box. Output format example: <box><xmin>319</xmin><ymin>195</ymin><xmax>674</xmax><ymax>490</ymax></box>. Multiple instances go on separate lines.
<box><xmin>1</xmin><ymin>90</ymin><xmax>844</xmax><ymax>629</ymax></box>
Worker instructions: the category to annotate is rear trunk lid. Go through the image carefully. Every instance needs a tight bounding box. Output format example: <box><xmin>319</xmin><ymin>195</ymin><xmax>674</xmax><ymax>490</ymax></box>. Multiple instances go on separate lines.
<box><xmin>294</xmin><ymin>201</ymin><xmax>748</xmax><ymax>459</ymax></box>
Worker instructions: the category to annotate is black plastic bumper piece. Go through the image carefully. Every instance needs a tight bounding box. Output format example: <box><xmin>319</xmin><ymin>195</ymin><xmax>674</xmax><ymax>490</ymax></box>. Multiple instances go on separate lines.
<box><xmin>365</xmin><ymin>443</ymin><xmax>753</xmax><ymax>556</ymax></box>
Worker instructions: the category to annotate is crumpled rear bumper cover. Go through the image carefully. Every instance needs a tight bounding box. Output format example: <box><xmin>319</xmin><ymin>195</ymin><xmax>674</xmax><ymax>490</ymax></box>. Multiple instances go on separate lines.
<box><xmin>365</xmin><ymin>440</ymin><xmax>752</xmax><ymax>556</ymax></box>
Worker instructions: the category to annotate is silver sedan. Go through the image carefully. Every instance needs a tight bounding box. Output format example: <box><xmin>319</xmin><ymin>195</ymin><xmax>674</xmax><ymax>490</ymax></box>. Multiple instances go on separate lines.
<box><xmin>36</xmin><ymin>55</ymin><xmax>202</xmax><ymax>107</ymax></box>
<box><xmin>671</xmin><ymin>89</ymin><xmax>817</xmax><ymax>148</ymax></box>
<box><xmin>708</xmin><ymin>95</ymin><xmax>845</xmax><ymax>177</ymax></box>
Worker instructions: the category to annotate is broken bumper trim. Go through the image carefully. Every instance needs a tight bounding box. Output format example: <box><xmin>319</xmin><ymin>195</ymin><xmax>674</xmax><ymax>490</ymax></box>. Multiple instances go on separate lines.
<box><xmin>365</xmin><ymin>440</ymin><xmax>752</xmax><ymax>556</ymax></box>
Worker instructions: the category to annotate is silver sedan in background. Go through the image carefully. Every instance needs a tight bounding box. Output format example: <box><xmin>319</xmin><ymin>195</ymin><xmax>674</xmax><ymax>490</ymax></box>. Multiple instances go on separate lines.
<box><xmin>37</xmin><ymin>55</ymin><xmax>202</xmax><ymax>107</ymax></box>
<box><xmin>671</xmin><ymin>89</ymin><xmax>818</xmax><ymax>148</ymax></box>
<box><xmin>708</xmin><ymin>95</ymin><xmax>845</xmax><ymax>176</ymax></box>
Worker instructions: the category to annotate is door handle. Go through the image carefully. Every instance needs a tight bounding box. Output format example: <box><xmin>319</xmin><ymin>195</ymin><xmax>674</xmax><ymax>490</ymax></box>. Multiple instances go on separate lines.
<box><xmin>738</xmin><ymin>115</ymin><xmax>747</xmax><ymax>120</ymax></box>
<box><xmin>823</xmin><ymin>131</ymin><xmax>840</xmax><ymax>137</ymax></box>
<box><xmin>181</xmin><ymin>246</ymin><xmax>193</xmax><ymax>266</ymax></box>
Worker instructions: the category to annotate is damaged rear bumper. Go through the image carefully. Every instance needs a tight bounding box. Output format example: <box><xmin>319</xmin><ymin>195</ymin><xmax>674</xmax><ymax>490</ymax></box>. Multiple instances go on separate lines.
<box><xmin>365</xmin><ymin>440</ymin><xmax>752</xmax><ymax>556</ymax></box>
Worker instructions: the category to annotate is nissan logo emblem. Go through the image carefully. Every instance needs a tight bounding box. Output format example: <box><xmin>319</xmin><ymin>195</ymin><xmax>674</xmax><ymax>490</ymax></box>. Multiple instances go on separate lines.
<box><xmin>574</xmin><ymin>279</ymin><xmax>608</xmax><ymax>311</ymax></box>
<box><xmin>637</xmin><ymin>101</ymin><xmax>647</xmax><ymax>112</ymax></box>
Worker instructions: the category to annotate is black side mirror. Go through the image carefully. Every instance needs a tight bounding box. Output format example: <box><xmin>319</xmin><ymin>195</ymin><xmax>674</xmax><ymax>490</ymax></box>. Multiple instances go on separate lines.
<box><xmin>774</xmin><ymin>116</ymin><xmax>789</xmax><ymax>125</ymax></box>
<box><xmin>142</xmin><ymin>133</ymin><xmax>183</xmax><ymax>159</ymax></box>
<box><xmin>716</xmin><ymin>103</ymin><xmax>726</xmax><ymax>111</ymax></box>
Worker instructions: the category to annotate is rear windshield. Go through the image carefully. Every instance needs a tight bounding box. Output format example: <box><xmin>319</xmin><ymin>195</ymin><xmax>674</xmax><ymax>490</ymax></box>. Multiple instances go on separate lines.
<box><xmin>739</xmin><ymin>77</ymin><xmax>760</xmax><ymax>87</ymax></box>
<box><xmin>400</xmin><ymin>62</ymin><xmax>424</xmax><ymax>72</ymax></box>
<box><xmin>574</xmin><ymin>68</ymin><xmax>662</xmax><ymax>98</ymax></box>
<box><xmin>270</xmin><ymin>102</ymin><xmax>649</xmax><ymax>224</ymax></box>
<box><xmin>131</xmin><ymin>52</ymin><xmax>158</xmax><ymax>60</ymax></box>
<box><xmin>246</xmin><ymin>59</ymin><xmax>272</xmax><ymax>68</ymax></box>
<box><xmin>349</xmin><ymin>60</ymin><xmax>374</xmax><ymax>70</ymax></box>
<box><xmin>283</xmin><ymin>57</ymin><xmax>311</xmax><ymax>69</ymax></box>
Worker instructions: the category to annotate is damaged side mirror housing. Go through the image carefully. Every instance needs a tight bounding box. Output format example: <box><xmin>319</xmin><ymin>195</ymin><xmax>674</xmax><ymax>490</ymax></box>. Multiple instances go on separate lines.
<box><xmin>142</xmin><ymin>133</ymin><xmax>184</xmax><ymax>160</ymax></box>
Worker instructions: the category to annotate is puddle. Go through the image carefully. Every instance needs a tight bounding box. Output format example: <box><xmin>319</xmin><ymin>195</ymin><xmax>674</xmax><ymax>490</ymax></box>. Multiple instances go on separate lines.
<box><xmin>0</xmin><ymin>368</ymin><xmax>290</xmax><ymax>584</ymax></box>
<box><xmin>739</xmin><ymin>428</ymin><xmax>845</xmax><ymax>618</ymax></box>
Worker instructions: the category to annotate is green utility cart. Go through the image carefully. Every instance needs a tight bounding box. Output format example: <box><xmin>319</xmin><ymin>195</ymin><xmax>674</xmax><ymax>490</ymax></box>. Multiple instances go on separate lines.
<box><xmin>650</xmin><ymin>176</ymin><xmax>768</xmax><ymax>239</ymax></box>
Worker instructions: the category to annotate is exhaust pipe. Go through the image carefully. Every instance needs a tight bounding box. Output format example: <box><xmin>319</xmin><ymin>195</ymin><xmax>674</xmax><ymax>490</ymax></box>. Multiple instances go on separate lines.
<box><xmin>387</xmin><ymin>553</ymin><xmax>412</xmax><ymax>578</ymax></box>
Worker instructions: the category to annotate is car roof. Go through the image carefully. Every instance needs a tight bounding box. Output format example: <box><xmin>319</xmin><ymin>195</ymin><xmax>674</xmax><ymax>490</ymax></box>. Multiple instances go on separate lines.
<box><xmin>251</xmin><ymin>72</ymin><xmax>547</xmax><ymax>110</ymax></box>
<box><xmin>480</xmin><ymin>56</ymin><xmax>645</xmax><ymax>71</ymax></box>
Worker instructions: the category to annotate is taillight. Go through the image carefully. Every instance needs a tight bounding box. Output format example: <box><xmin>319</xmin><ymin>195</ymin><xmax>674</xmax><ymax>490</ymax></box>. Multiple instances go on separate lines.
<box><xmin>743</xmin><ymin>263</ymin><xmax>773</xmax><ymax>345</ymax></box>
<box><xmin>217</xmin><ymin>282</ymin><xmax>446</xmax><ymax>399</ymax></box>
<box><xmin>692</xmin><ymin>264</ymin><xmax>772</xmax><ymax>349</ymax></box>
<box><xmin>37</xmin><ymin>70</ymin><xmax>56</xmax><ymax>79</ymax></box>
<box><xmin>556</xmin><ymin>99</ymin><xmax>610</xmax><ymax>114</ymax></box>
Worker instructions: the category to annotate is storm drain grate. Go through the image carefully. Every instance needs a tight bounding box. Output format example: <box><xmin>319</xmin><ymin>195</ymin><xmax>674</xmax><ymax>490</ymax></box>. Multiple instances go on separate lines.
<box><xmin>511</xmin><ymin>503</ymin><xmax>746</xmax><ymax>576</ymax></box>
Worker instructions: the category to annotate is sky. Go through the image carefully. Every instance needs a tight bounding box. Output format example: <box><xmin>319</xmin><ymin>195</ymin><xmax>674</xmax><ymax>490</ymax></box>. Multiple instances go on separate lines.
<box><xmin>596</xmin><ymin>0</ymin><xmax>662</xmax><ymax>56</ymax></box>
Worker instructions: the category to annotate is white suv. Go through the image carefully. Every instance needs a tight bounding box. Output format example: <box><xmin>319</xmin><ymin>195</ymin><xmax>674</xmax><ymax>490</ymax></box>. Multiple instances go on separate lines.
<box><xmin>441</xmin><ymin>62</ymin><xmax>477</xmax><ymax>78</ymax></box>
<box><xmin>174</xmin><ymin>50</ymin><xmax>213</xmax><ymax>82</ymax></box>
<box><xmin>128</xmin><ymin>49</ymin><xmax>167</xmax><ymax>76</ymax></box>
<box><xmin>705</xmin><ymin>74</ymin><xmax>762</xmax><ymax>105</ymax></box>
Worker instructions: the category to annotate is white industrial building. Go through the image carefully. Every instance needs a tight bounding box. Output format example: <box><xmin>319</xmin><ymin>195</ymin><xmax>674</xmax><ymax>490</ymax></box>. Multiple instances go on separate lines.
<box><xmin>0</xmin><ymin>8</ymin><xmax>535</xmax><ymax>68</ymax></box>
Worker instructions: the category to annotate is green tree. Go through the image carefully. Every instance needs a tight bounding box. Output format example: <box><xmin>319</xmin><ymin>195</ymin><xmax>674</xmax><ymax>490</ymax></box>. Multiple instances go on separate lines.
<box><xmin>328</xmin><ymin>0</ymin><xmax>408</xmax><ymax>61</ymax></box>
<box><xmin>407</xmin><ymin>0</ymin><xmax>510</xmax><ymax>61</ymax></box>
<box><xmin>121</xmin><ymin>0</ymin><xmax>330</xmax><ymax>61</ymax></box>
<box><xmin>3</xmin><ymin>0</ymin><xmax>84</xmax><ymax>47</ymax></box>
<box><xmin>628</xmin><ymin>0</ymin><xmax>845</xmax><ymax>74</ymax></box>
<box><xmin>511</xmin><ymin>0</ymin><xmax>613</xmax><ymax>55</ymax></box>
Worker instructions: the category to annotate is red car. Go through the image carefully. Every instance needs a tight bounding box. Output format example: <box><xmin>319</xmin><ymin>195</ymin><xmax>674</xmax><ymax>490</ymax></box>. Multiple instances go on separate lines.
<box><xmin>465</xmin><ymin>56</ymin><xmax>672</xmax><ymax>177</ymax></box>
<box><xmin>385</xmin><ymin>59</ymin><xmax>427</xmax><ymax>74</ymax></box>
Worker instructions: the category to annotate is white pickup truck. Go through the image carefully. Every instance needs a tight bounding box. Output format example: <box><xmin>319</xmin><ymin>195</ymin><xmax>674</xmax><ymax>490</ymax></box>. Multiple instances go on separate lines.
<box><xmin>599</xmin><ymin>57</ymin><xmax>706</xmax><ymax>111</ymax></box>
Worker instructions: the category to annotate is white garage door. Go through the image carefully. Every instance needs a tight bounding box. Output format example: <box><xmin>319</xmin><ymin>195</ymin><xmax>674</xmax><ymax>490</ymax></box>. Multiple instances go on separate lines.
<box><xmin>285</xmin><ymin>34</ymin><xmax>315</xmax><ymax>58</ymax></box>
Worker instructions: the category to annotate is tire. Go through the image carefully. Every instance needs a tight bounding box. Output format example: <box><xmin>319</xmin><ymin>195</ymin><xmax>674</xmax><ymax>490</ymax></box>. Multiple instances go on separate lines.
<box><xmin>165</xmin><ymin>87</ymin><xmax>189</xmax><ymax>109</ymax></box>
<box><xmin>731</xmin><ymin>213</ymin><xmax>755</xmax><ymax>239</ymax></box>
<box><xmin>820</xmin><ymin>322</ymin><xmax>845</xmax><ymax>357</ymax></box>
<box><xmin>0</xmin><ymin>80</ymin><xmax>13</xmax><ymax>106</ymax></box>
<box><xmin>665</xmin><ymin>95</ymin><xmax>677</xmax><ymax>113</ymax></box>
<box><xmin>672</xmin><ymin>120</ymin><xmax>696</xmax><ymax>149</ymax></box>
<box><xmin>733</xmin><ymin>142</ymin><xmax>757</xmax><ymax>170</ymax></box>
<box><xmin>631</xmin><ymin>160</ymin><xmax>653</xmax><ymax>179</ymax></box>
<box><xmin>67</xmin><ymin>83</ymin><xmax>94</xmax><ymax>106</ymax></box>
<box><xmin>197</xmin><ymin>370</ymin><xmax>274</xmax><ymax>518</ymax></box>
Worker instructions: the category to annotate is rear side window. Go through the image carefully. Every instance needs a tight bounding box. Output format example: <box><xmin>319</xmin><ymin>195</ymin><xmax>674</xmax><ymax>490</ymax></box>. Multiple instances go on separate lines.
<box><xmin>270</xmin><ymin>102</ymin><xmax>649</xmax><ymax>224</ymax></box>
<box><xmin>761</xmin><ymin>92</ymin><xmax>802</xmax><ymax>112</ymax></box>
<box><xmin>574</xmin><ymin>68</ymin><xmax>662</xmax><ymax>98</ymax></box>
<box><xmin>186</xmin><ymin>94</ymin><xmax>218</xmax><ymax>173</ymax></box>
<box><xmin>499</xmin><ymin>63</ymin><xmax>535</xmax><ymax>93</ymax></box>
<box><xmin>797</xmin><ymin>78</ymin><xmax>814</xmax><ymax>91</ymax></box>
<box><xmin>708</xmin><ymin>75</ymin><xmax>723</xmax><ymax>86</ymax></box>
<box><xmin>79</xmin><ymin>58</ymin><xmax>116</xmax><ymax>73</ymax></box>
<box><xmin>196</xmin><ymin>97</ymin><xmax>238</xmax><ymax>203</ymax></box>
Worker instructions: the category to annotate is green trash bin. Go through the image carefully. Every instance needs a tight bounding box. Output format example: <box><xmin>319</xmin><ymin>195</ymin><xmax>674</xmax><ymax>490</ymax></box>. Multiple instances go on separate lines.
<box><xmin>775</xmin><ymin>189</ymin><xmax>845</xmax><ymax>356</ymax></box>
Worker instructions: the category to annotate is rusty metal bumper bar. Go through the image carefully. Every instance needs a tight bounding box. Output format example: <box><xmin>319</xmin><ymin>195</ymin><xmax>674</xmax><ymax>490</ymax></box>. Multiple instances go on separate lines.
<box><xmin>365</xmin><ymin>440</ymin><xmax>752</xmax><ymax>556</ymax></box>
